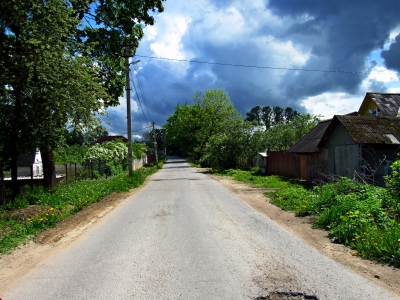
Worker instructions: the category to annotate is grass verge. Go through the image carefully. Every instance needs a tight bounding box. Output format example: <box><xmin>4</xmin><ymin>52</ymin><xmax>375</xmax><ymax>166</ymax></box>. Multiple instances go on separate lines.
<box><xmin>0</xmin><ymin>162</ymin><xmax>163</xmax><ymax>255</ymax></box>
<box><xmin>216</xmin><ymin>168</ymin><xmax>400</xmax><ymax>267</ymax></box>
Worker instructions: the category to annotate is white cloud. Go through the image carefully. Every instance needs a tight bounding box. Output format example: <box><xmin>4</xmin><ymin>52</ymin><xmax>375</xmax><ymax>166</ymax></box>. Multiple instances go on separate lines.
<box><xmin>388</xmin><ymin>87</ymin><xmax>400</xmax><ymax>93</ymax></box>
<box><xmin>145</xmin><ymin>15</ymin><xmax>191</xmax><ymax>60</ymax></box>
<box><xmin>301</xmin><ymin>92</ymin><xmax>362</xmax><ymax>119</ymax></box>
<box><xmin>367</xmin><ymin>66</ymin><xmax>399</xmax><ymax>83</ymax></box>
<box><xmin>107</xmin><ymin>96</ymin><xmax>139</xmax><ymax>116</ymax></box>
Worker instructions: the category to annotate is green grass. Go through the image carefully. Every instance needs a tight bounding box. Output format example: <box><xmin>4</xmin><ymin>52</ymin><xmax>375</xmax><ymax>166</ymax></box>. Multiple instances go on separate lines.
<box><xmin>216</xmin><ymin>168</ymin><xmax>400</xmax><ymax>267</ymax></box>
<box><xmin>0</xmin><ymin>163</ymin><xmax>162</xmax><ymax>255</ymax></box>
<box><xmin>214</xmin><ymin>167</ymin><xmax>294</xmax><ymax>189</ymax></box>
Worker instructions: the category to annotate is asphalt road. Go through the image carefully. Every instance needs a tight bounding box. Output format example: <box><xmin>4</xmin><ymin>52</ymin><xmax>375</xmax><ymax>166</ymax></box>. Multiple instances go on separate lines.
<box><xmin>4</xmin><ymin>157</ymin><xmax>398</xmax><ymax>299</ymax></box>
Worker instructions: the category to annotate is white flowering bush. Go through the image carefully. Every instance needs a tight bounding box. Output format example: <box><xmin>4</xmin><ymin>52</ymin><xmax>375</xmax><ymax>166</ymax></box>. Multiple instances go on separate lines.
<box><xmin>83</xmin><ymin>140</ymin><xmax>128</xmax><ymax>176</ymax></box>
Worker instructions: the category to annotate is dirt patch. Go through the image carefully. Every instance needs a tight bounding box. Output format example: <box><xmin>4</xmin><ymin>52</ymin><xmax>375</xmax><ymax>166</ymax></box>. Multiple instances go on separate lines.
<box><xmin>205</xmin><ymin>172</ymin><xmax>400</xmax><ymax>298</ymax></box>
<box><xmin>256</xmin><ymin>292</ymin><xmax>319</xmax><ymax>300</ymax></box>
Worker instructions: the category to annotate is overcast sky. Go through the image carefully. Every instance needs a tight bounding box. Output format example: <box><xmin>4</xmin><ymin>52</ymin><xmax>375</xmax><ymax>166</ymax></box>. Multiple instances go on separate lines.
<box><xmin>102</xmin><ymin>0</ymin><xmax>400</xmax><ymax>139</ymax></box>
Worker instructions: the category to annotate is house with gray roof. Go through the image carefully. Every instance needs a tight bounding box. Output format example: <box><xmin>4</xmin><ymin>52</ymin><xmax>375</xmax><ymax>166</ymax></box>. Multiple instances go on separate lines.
<box><xmin>358</xmin><ymin>92</ymin><xmax>400</xmax><ymax>117</ymax></box>
<box><xmin>318</xmin><ymin>115</ymin><xmax>400</xmax><ymax>186</ymax></box>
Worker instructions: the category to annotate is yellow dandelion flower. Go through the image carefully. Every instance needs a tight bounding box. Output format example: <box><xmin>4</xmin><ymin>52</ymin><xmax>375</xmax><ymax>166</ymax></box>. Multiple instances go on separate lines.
<box><xmin>49</xmin><ymin>207</ymin><xmax>54</xmax><ymax>211</ymax></box>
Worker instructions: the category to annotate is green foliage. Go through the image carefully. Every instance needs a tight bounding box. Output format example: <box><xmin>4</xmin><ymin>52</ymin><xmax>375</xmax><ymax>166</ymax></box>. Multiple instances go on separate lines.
<box><xmin>246</xmin><ymin>105</ymin><xmax>300</xmax><ymax>130</ymax></box>
<box><xmin>0</xmin><ymin>165</ymin><xmax>160</xmax><ymax>254</ymax></box>
<box><xmin>132</xmin><ymin>142</ymin><xmax>147</xmax><ymax>159</ymax></box>
<box><xmin>201</xmin><ymin>120</ymin><xmax>266</xmax><ymax>170</ymax></box>
<box><xmin>215</xmin><ymin>168</ymin><xmax>292</xmax><ymax>189</ymax></box>
<box><xmin>142</xmin><ymin>129</ymin><xmax>166</xmax><ymax>153</ymax></box>
<box><xmin>54</xmin><ymin>144</ymin><xmax>89</xmax><ymax>164</ymax></box>
<box><xmin>84</xmin><ymin>140</ymin><xmax>128</xmax><ymax>163</ymax></box>
<box><xmin>165</xmin><ymin>89</ymin><xmax>241</xmax><ymax>158</ymax></box>
<box><xmin>384</xmin><ymin>158</ymin><xmax>400</xmax><ymax>220</ymax></box>
<box><xmin>264</xmin><ymin>114</ymin><xmax>320</xmax><ymax>151</ymax></box>
<box><xmin>0</xmin><ymin>0</ymin><xmax>165</xmax><ymax>191</ymax></box>
<box><xmin>216</xmin><ymin>167</ymin><xmax>400</xmax><ymax>265</ymax></box>
<box><xmin>267</xmin><ymin>177</ymin><xmax>400</xmax><ymax>266</ymax></box>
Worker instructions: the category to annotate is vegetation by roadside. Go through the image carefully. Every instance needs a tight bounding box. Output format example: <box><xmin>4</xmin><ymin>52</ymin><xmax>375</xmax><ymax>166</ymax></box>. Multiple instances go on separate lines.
<box><xmin>0</xmin><ymin>162</ymin><xmax>163</xmax><ymax>255</ymax></box>
<box><xmin>215</xmin><ymin>168</ymin><xmax>400</xmax><ymax>267</ymax></box>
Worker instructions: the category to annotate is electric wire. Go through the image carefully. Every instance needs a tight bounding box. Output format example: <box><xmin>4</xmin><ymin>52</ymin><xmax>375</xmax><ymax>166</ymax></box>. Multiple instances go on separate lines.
<box><xmin>135</xmin><ymin>54</ymin><xmax>399</xmax><ymax>76</ymax></box>
<box><xmin>122</xmin><ymin>124</ymin><xmax>153</xmax><ymax>135</ymax></box>
<box><xmin>132</xmin><ymin>62</ymin><xmax>153</xmax><ymax>122</ymax></box>
<box><xmin>130</xmin><ymin>68</ymin><xmax>149</xmax><ymax>126</ymax></box>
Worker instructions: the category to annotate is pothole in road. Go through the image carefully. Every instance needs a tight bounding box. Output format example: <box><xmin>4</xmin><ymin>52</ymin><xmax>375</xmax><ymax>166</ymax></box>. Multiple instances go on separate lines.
<box><xmin>255</xmin><ymin>292</ymin><xmax>319</xmax><ymax>300</ymax></box>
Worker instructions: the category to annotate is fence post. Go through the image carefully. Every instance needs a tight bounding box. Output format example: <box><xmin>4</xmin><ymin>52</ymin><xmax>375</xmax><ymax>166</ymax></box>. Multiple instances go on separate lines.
<box><xmin>1</xmin><ymin>165</ymin><xmax>4</xmax><ymax>205</ymax></box>
<box><xmin>30</xmin><ymin>165</ymin><xmax>34</xmax><ymax>190</ymax></box>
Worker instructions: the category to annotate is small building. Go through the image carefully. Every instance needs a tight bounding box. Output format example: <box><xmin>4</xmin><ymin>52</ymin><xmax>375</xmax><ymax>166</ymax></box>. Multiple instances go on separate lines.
<box><xmin>318</xmin><ymin>115</ymin><xmax>400</xmax><ymax>186</ymax></box>
<box><xmin>358</xmin><ymin>92</ymin><xmax>400</xmax><ymax>117</ymax></box>
<box><xmin>287</xmin><ymin>119</ymin><xmax>331</xmax><ymax>182</ymax></box>
<box><xmin>17</xmin><ymin>149</ymin><xmax>43</xmax><ymax>177</ymax></box>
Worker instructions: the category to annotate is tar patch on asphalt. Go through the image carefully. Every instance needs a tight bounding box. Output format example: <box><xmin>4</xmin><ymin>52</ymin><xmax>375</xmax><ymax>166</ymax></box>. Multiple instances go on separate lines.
<box><xmin>255</xmin><ymin>291</ymin><xmax>319</xmax><ymax>300</ymax></box>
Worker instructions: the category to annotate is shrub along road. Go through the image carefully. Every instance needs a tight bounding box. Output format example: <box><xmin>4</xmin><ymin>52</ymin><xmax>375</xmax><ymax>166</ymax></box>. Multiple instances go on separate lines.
<box><xmin>2</xmin><ymin>157</ymin><xmax>399</xmax><ymax>299</ymax></box>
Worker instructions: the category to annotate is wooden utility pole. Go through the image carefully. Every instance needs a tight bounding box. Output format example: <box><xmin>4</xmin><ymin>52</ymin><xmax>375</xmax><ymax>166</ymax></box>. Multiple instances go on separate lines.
<box><xmin>124</xmin><ymin>44</ymin><xmax>139</xmax><ymax>176</ymax></box>
<box><xmin>124</xmin><ymin>44</ymin><xmax>133</xmax><ymax>176</ymax></box>
<box><xmin>152</xmin><ymin>121</ymin><xmax>158</xmax><ymax>164</ymax></box>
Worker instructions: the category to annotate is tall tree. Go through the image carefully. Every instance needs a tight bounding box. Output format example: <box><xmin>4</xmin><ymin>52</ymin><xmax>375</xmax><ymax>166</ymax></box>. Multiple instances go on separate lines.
<box><xmin>245</xmin><ymin>105</ymin><xmax>300</xmax><ymax>130</ymax></box>
<box><xmin>0</xmin><ymin>0</ymin><xmax>165</xmax><ymax>195</ymax></box>
<box><xmin>261</xmin><ymin>106</ymin><xmax>273</xmax><ymax>130</ymax></box>
<box><xmin>272</xmin><ymin>106</ymin><xmax>284</xmax><ymax>125</ymax></box>
<box><xmin>245</xmin><ymin>106</ymin><xmax>262</xmax><ymax>125</ymax></box>
<box><xmin>193</xmin><ymin>90</ymin><xmax>241</xmax><ymax>155</ymax></box>
<box><xmin>283</xmin><ymin>107</ymin><xmax>300</xmax><ymax>124</ymax></box>
<box><xmin>264</xmin><ymin>114</ymin><xmax>320</xmax><ymax>151</ymax></box>
<box><xmin>165</xmin><ymin>90</ymin><xmax>241</xmax><ymax>159</ymax></box>
<box><xmin>202</xmin><ymin>119</ymin><xmax>266</xmax><ymax>170</ymax></box>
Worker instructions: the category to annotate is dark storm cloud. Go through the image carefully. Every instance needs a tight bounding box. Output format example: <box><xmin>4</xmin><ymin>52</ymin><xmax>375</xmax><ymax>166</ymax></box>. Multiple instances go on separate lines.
<box><xmin>267</xmin><ymin>0</ymin><xmax>400</xmax><ymax>98</ymax></box>
<box><xmin>381</xmin><ymin>34</ymin><xmax>400</xmax><ymax>72</ymax></box>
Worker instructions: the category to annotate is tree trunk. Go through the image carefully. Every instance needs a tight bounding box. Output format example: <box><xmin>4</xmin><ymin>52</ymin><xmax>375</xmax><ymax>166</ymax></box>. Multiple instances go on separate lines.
<box><xmin>40</xmin><ymin>145</ymin><xmax>56</xmax><ymax>188</ymax></box>
<box><xmin>11</xmin><ymin>153</ymin><xmax>19</xmax><ymax>199</ymax></box>
<box><xmin>11</xmin><ymin>89</ymin><xmax>22</xmax><ymax>199</ymax></box>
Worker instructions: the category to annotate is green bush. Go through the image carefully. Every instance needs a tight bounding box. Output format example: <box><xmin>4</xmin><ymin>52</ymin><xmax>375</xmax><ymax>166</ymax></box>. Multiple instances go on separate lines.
<box><xmin>384</xmin><ymin>159</ymin><xmax>400</xmax><ymax>220</ymax></box>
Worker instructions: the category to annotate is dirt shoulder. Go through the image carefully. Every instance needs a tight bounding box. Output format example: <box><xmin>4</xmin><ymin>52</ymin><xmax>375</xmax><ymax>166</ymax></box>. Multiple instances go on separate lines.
<box><xmin>1</xmin><ymin>170</ymin><xmax>399</xmax><ymax>298</ymax></box>
<box><xmin>204</xmin><ymin>171</ymin><xmax>400</xmax><ymax>298</ymax></box>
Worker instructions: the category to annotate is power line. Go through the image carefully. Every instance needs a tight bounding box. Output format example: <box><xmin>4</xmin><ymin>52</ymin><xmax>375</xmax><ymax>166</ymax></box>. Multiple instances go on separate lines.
<box><xmin>133</xmin><ymin>62</ymin><xmax>152</xmax><ymax>122</ymax></box>
<box><xmin>130</xmin><ymin>68</ymin><xmax>149</xmax><ymax>125</ymax></box>
<box><xmin>122</xmin><ymin>124</ymin><xmax>153</xmax><ymax>135</ymax></box>
<box><xmin>135</xmin><ymin>54</ymin><xmax>399</xmax><ymax>76</ymax></box>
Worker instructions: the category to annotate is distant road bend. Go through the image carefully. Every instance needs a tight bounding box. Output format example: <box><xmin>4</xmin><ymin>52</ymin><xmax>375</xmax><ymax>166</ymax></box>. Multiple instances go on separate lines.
<box><xmin>4</xmin><ymin>157</ymin><xmax>398</xmax><ymax>299</ymax></box>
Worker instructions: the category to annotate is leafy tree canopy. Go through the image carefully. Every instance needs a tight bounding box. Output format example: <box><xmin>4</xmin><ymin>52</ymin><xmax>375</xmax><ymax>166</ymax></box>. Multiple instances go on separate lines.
<box><xmin>264</xmin><ymin>114</ymin><xmax>320</xmax><ymax>151</ymax></box>
<box><xmin>246</xmin><ymin>105</ymin><xmax>301</xmax><ymax>130</ymax></box>
<box><xmin>0</xmin><ymin>0</ymin><xmax>165</xmax><ymax>192</ymax></box>
<box><xmin>165</xmin><ymin>89</ymin><xmax>241</xmax><ymax>158</ymax></box>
